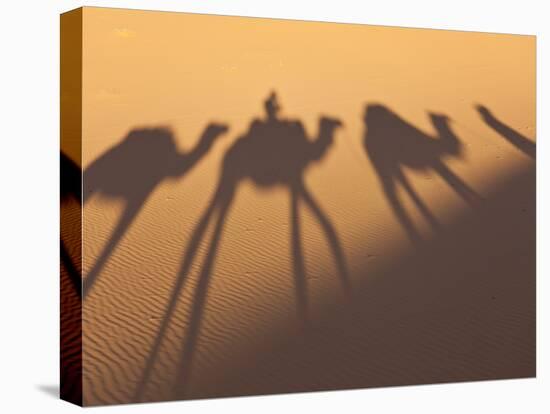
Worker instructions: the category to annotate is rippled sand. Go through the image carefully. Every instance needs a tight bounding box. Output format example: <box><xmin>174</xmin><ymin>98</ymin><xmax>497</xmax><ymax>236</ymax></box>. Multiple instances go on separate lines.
<box><xmin>64</xmin><ymin>7</ymin><xmax>535</xmax><ymax>406</ymax></box>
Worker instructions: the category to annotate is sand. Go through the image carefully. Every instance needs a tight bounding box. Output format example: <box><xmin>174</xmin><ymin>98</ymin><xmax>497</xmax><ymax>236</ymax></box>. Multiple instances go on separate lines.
<box><xmin>69</xmin><ymin>7</ymin><xmax>535</xmax><ymax>405</ymax></box>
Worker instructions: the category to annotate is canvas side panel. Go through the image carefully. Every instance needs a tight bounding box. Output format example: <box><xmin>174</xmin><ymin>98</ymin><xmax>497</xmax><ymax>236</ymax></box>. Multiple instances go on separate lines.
<box><xmin>60</xmin><ymin>7</ymin><xmax>83</xmax><ymax>407</ymax></box>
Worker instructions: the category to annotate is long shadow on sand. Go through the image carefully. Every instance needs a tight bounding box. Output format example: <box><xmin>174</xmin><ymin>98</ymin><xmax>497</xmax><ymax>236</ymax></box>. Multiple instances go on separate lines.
<box><xmin>134</xmin><ymin>105</ymin><xmax>535</xmax><ymax>402</ymax></box>
<box><xmin>135</xmin><ymin>92</ymin><xmax>350</xmax><ymax>400</ymax></box>
<box><xmin>185</xmin><ymin>164</ymin><xmax>535</xmax><ymax>399</ymax></box>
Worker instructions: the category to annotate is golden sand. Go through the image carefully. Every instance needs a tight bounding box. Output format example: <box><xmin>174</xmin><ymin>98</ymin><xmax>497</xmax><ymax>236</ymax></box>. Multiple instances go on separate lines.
<box><xmin>66</xmin><ymin>7</ymin><xmax>535</xmax><ymax>405</ymax></box>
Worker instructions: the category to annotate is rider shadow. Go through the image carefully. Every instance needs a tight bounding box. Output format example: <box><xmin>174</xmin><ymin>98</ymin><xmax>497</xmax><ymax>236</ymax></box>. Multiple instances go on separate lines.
<box><xmin>83</xmin><ymin>124</ymin><xmax>228</xmax><ymax>298</ymax></box>
<box><xmin>476</xmin><ymin>104</ymin><xmax>536</xmax><ymax>159</ymax></box>
<box><xmin>364</xmin><ymin>103</ymin><xmax>482</xmax><ymax>245</ymax></box>
<box><xmin>136</xmin><ymin>92</ymin><xmax>350</xmax><ymax>400</ymax></box>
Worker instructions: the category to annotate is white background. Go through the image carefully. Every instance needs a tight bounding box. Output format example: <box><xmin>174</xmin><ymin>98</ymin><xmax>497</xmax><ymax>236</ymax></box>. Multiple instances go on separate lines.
<box><xmin>0</xmin><ymin>0</ymin><xmax>547</xmax><ymax>412</ymax></box>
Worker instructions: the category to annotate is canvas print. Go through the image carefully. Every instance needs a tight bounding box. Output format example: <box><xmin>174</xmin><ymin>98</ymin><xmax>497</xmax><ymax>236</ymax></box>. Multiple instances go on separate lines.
<box><xmin>60</xmin><ymin>7</ymin><xmax>536</xmax><ymax>407</ymax></box>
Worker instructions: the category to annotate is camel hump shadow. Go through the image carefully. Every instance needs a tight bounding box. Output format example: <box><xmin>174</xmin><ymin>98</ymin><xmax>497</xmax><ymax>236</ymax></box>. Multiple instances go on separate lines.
<box><xmin>364</xmin><ymin>104</ymin><xmax>462</xmax><ymax>171</ymax></box>
<box><xmin>84</xmin><ymin>125</ymin><xmax>227</xmax><ymax>204</ymax></box>
<box><xmin>82</xmin><ymin>124</ymin><xmax>228</xmax><ymax>298</ymax></box>
<box><xmin>364</xmin><ymin>103</ymin><xmax>482</xmax><ymax>244</ymax></box>
<box><xmin>222</xmin><ymin>94</ymin><xmax>342</xmax><ymax>189</ymax></box>
<box><xmin>84</xmin><ymin>128</ymin><xmax>179</xmax><ymax>203</ymax></box>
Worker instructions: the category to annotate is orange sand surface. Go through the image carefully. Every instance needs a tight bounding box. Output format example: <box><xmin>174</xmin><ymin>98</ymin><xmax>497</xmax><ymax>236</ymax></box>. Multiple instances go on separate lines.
<box><xmin>74</xmin><ymin>7</ymin><xmax>534</xmax><ymax>405</ymax></box>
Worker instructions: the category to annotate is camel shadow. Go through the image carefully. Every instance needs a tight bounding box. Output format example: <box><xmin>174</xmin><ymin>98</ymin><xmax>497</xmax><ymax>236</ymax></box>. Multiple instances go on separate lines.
<box><xmin>82</xmin><ymin>125</ymin><xmax>228</xmax><ymax>298</ymax></box>
<box><xmin>135</xmin><ymin>92</ymin><xmax>350</xmax><ymax>401</ymax></box>
<box><xmin>476</xmin><ymin>104</ymin><xmax>536</xmax><ymax>159</ymax></box>
<box><xmin>363</xmin><ymin>103</ymin><xmax>482</xmax><ymax>244</ymax></box>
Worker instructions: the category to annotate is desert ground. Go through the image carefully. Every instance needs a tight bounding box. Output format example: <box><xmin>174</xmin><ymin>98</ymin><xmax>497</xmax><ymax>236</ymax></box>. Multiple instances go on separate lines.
<box><xmin>63</xmin><ymin>7</ymin><xmax>535</xmax><ymax>405</ymax></box>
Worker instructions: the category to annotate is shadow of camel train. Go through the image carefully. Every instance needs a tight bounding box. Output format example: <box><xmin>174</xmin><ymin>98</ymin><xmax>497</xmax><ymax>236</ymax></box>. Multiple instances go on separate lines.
<box><xmin>80</xmin><ymin>92</ymin><xmax>532</xmax><ymax>401</ymax></box>
<box><xmin>135</xmin><ymin>92</ymin><xmax>350</xmax><ymax>400</ymax></box>
<box><xmin>80</xmin><ymin>102</ymin><xmax>534</xmax><ymax>302</ymax></box>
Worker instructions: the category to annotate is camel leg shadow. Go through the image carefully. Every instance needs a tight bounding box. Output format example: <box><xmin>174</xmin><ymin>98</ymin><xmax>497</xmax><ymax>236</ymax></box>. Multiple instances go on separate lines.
<box><xmin>61</xmin><ymin>239</ymin><xmax>82</xmax><ymax>297</ymax></box>
<box><xmin>133</xmin><ymin>182</ymin><xmax>234</xmax><ymax>401</ymax></box>
<box><xmin>433</xmin><ymin>161</ymin><xmax>482</xmax><ymax>206</ymax></box>
<box><xmin>380</xmin><ymin>175</ymin><xmax>423</xmax><ymax>245</ymax></box>
<box><xmin>172</xmin><ymin>192</ymin><xmax>233</xmax><ymax>398</ymax></box>
<box><xmin>290</xmin><ymin>186</ymin><xmax>308</xmax><ymax>326</ymax></box>
<box><xmin>298</xmin><ymin>182</ymin><xmax>352</xmax><ymax>299</ymax></box>
<box><xmin>83</xmin><ymin>200</ymin><xmax>143</xmax><ymax>298</ymax></box>
<box><xmin>395</xmin><ymin>169</ymin><xmax>441</xmax><ymax>232</ymax></box>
